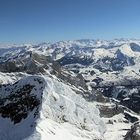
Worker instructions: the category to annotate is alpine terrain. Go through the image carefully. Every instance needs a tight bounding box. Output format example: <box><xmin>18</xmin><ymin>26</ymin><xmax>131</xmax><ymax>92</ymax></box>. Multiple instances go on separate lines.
<box><xmin>0</xmin><ymin>39</ymin><xmax>140</xmax><ymax>140</ymax></box>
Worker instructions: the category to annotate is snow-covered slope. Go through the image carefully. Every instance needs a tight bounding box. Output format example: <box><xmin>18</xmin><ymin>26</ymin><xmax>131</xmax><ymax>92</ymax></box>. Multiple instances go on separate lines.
<box><xmin>0</xmin><ymin>39</ymin><xmax>140</xmax><ymax>140</ymax></box>
<box><xmin>0</xmin><ymin>75</ymin><xmax>105</xmax><ymax>140</ymax></box>
<box><xmin>37</xmin><ymin>76</ymin><xmax>105</xmax><ymax>140</ymax></box>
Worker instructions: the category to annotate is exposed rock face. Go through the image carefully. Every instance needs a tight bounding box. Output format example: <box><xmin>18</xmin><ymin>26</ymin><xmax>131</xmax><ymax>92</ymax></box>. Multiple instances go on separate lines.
<box><xmin>57</xmin><ymin>56</ymin><xmax>94</xmax><ymax>66</ymax></box>
<box><xmin>53</xmin><ymin>70</ymin><xmax>88</xmax><ymax>90</ymax></box>
<box><xmin>130</xmin><ymin>43</ymin><xmax>140</xmax><ymax>52</ymax></box>
<box><xmin>0</xmin><ymin>84</ymin><xmax>38</xmax><ymax>124</ymax></box>
<box><xmin>95</xmin><ymin>84</ymin><xmax>140</xmax><ymax>114</ymax></box>
<box><xmin>98</xmin><ymin>104</ymin><xmax>124</xmax><ymax>118</ymax></box>
<box><xmin>124</xmin><ymin>112</ymin><xmax>139</xmax><ymax>123</ymax></box>
<box><xmin>0</xmin><ymin>61</ymin><xmax>18</xmax><ymax>72</ymax></box>
<box><xmin>0</xmin><ymin>52</ymin><xmax>52</xmax><ymax>74</ymax></box>
<box><xmin>124</xmin><ymin>121</ymin><xmax>140</xmax><ymax>140</ymax></box>
<box><xmin>0</xmin><ymin>76</ymin><xmax>44</xmax><ymax>124</ymax></box>
<box><xmin>93</xmin><ymin>55</ymin><xmax>135</xmax><ymax>72</ymax></box>
<box><xmin>93</xmin><ymin>90</ymin><xmax>110</xmax><ymax>103</ymax></box>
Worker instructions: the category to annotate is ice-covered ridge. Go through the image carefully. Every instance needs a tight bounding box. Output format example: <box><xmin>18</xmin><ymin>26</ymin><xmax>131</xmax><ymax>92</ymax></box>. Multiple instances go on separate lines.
<box><xmin>0</xmin><ymin>74</ymin><xmax>105</xmax><ymax>140</ymax></box>
<box><xmin>37</xmin><ymin>75</ymin><xmax>106</xmax><ymax>139</ymax></box>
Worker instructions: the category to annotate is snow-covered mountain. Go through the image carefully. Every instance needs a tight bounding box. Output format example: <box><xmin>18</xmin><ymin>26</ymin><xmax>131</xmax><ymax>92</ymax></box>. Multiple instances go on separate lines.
<box><xmin>0</xmin><ymin>39</ymin><xmax>140</xmax><ymax>140</ymax></box>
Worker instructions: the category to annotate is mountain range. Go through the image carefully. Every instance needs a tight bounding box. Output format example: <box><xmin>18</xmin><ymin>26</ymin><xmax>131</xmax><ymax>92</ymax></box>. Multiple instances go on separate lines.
<box><xmin>0</xmin><ymin>39</ymin><xmax>140</xmax><ymax>140</ymax></box>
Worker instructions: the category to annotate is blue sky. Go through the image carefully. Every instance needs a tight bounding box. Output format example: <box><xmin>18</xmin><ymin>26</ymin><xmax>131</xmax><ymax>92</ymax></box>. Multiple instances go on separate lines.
<box><xmin>0</xmin><ymin>0</ymin><xmax>140</xmax><ymax>44</ymax></box>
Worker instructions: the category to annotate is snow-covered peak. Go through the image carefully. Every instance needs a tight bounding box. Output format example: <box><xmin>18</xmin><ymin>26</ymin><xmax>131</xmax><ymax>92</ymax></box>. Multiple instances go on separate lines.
<box><xmin>1</xmin><ymin>39</ymin><xmax>140</xmax><ymax>62</ymax></box>
<box><xmin>0</xmin><ymin>74</ymin><xmax>105</xmax><ymax>140</ymax></box>
<box><xmin>0</xmin><ymin>39</ymin><xmax>140</xmax><ymax>140</ymax></box>
<box><xmin>118</xmin><ymin>43</ymin><xmax>135</xmax><ymax>57</ymax></box>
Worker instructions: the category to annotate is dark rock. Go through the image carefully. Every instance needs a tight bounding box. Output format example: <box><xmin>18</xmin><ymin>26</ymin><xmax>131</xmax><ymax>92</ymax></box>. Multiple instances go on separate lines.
<box><xmin>124</xmin><ymin>121</ymin><xmax>140</xmax><ymax>140</ymax></box>
<box><xmin>124</xmin><ymin>112</ymin><xmax>139</xmax><ymax>123</ymax></box>
<box><xmin>0</xmin><ymin>77</ymin><xmax>44</xmax><ymax>124</ymax></box>
<box><xmin>57</xmin><ymin>56</ymin><xmax>94</xmax><ymax>66</ymax></box>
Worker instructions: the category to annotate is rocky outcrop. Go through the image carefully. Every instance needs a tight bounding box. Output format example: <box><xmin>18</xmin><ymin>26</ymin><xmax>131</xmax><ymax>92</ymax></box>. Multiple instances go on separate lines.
<box><xmin>0</xmin><ymin>76</ymin><xmax>44</xmax><ymax>124</ymax></box>
<box><xmin>0</xmin><ymin>52</ymin><xmax>52</xmax><ymax>74</ymax></box>
<box><xmin>124</xmin><ymin>121</ymin><xmax>140</xmax><ymax>140</ymax></box>
<box><xmin>98</xmin><ymin>104</ymin><xmax>124</xmax><ymax>118</ymax></box>
<box><xmin>96</xmin><ymin>84</ymin><xmax>140</xmax><ymax>114</ymax></box>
